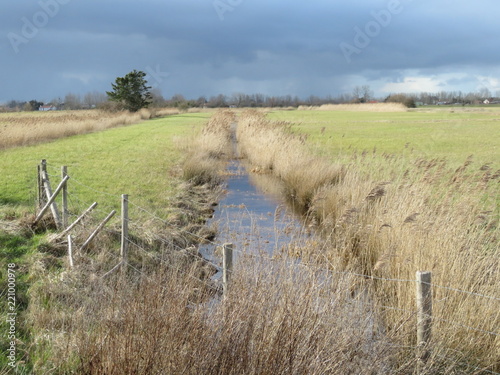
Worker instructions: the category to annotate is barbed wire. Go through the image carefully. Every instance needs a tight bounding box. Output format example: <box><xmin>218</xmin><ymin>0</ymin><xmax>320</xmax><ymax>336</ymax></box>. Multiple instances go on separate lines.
<box><xmin>69</xmin><ymin>176</ymin><xmax>123</xmax><ymax>199</ymax></box>
<box><xmin>126</xmin><ymin>227</ymin><xmax>222</xmax><ymax>272</ymax></box>
<box><xmin>424</xmin><ymin>282</ymin><xmax>500</xmax><ymax>302</ymax></box>
<box><xmin>126</xmin><ymin>198</ymin><xmax>500</xmax><ymax>303</ymax></box>
<box><xmin>128</xmin><ymin>199</ymin><xmax>220</xmax><ymax>247</ymax></box>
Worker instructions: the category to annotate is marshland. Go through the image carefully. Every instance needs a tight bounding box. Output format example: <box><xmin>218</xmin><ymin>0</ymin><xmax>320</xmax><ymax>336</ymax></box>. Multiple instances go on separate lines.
<box><xmin>0</xmin><ymin>105</ymin><xmax>498</xmax><ymax>374</ymax></box>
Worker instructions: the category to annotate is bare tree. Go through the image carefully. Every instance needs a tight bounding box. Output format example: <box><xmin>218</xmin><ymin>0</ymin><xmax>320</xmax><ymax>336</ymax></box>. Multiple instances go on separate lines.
<box><xmin>63</xmin><ymin>93</ymin><xmax>82</xmax><ymax>110</ymax></box>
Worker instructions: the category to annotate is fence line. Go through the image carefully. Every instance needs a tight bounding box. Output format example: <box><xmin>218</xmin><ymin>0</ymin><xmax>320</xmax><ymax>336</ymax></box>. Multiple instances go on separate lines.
<box><xmin>423</xmin><ymin>282</ymin><xmax>500</xmax><ymax>302</ymax></box>
<box><xmin>70</xmin><ymin>176</ymin><xmax>123</xmax><ymax>199</ymax></box>
<box><xmin>432</xmin><ymin>316</ymin><xmax>500</xmax><ymax>337</ymax></box>
<box><xmin>32</xmin><ymin>161</ymin><xmax>500</xmax><ymax>342</ymax></box>
<box><xmin>126</xmin><ymin>229</ymin><xmax>223</xmax><ymax>271</ymax></box>
<box><xmin>63</xmin><ymin>180</ymin><xmax>499</xmax><ymax>299</ymax></box>
<box><xmin>123</xmin><ymin>237</ymin><xmax>219</xmax><ymax>292</ymax></box>
<box><xmin>128</xmin><ymin>199</ymin><xmax>221</xmax><ymax>247</ymax></box>
<box><xmin>125</xmin><ymin>198</ymin><xmax>500</xmax><ymax>304</ymax></box>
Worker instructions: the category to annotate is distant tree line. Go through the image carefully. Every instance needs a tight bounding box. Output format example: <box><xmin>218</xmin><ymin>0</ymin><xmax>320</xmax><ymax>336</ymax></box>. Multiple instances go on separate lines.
<box><xmin>2</xmin><ymin>86</ymin><xmax>499</xmax><ymax>112</ymax></box>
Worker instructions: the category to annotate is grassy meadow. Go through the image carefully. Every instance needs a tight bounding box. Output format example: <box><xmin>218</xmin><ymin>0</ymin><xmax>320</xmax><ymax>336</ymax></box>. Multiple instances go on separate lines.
<box><xmin>0</xmin><ymin>111</ymin><xmax>217</xmax><ymax>373</ymax></box>
<box><xmin>0</xmin><ymin>112</ymin><xmax>211</xmax><ymax>215</ymax></box>
<box><xmin>268</xmin><ymin>106</ymin><xmax>500</xmax><ymax>167</ymax></box>
<box><xmin>0</xmin><ymin>108</ymin><xmax>183</xmax><ymax>151</ymax></box>
<box><xmin>0</xmin><ymin>106</ymin><xmax>498</xmax><ymax>373</ymax></box>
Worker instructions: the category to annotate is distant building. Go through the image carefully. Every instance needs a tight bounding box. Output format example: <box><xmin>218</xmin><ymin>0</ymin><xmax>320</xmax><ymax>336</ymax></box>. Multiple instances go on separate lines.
<box><xmin>483</xmin><ymin>99</ymin><xmax>490</xmax><ymax>104</ymax></box>
<box><xmin>39</xmin><ymin>105</ymin><xmax>57</xmax><ymax>111</ymax></box>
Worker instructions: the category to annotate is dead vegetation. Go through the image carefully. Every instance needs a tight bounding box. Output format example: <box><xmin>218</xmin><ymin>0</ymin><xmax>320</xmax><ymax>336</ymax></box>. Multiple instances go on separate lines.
<box><xmin>235</xmin><ymin>109</ymin><xmax>500</xmax><ymax>372</ymax></box>
<box><xmin>180</xmin><ymin>109</ymin><xmax>235</xmax><ymax>186</ymax></box>
<box><xmin>237</xmin><ymin>110</ymin><xmax>344</xmax><ymax>211</ymax></box>
<box><xmin>0</xmin><ymin>108</ymin><xmax>184</xmax><ymax>150</ymax></box>
<box><xmin>2</xmin><ymin>109</ymin><xmax>497</xmax><ymax>373</ymax></box>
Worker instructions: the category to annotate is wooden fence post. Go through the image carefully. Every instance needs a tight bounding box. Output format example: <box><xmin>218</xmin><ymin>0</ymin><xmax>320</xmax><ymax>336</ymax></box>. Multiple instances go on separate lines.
<box><xmin>40</xmin><ymin>162</ymin><xmax>63</xmax><ymax>229</ymax></box>
<box><xmin>416</xmin><ymin>271</ymin><xmax>433</xmax><ymax>372</ymax></box>
<box><xmin>120</xmin><ymin>194</ymin><xmax>129</xmax><ymax>274</ymax></box>
<box><xmin>60</xmin><ymin>202</ymin><xmax>98</xmax><ymax>237</ymax></box>
<box><xmin>37</xmin><ymin>161</ymin><xmax>46</xmax><ymax>209</ymax></box>
<box><xmin>34</xmin><ymin>175</ymin><xmax>70</xmax><ymax>227</ymax></box>
<box><xmin>61</xmin><ymin>166</ymin><xmax>68</xmax><ymax>229</ymax></box>
<box><xmin>223</xmin><ymin>243</ymin><xmax>234</xmax><ymax>296</ymax></box>
<box><xmin>80</xmin><ymin>210</ymin><xmax>116</xmax><ymax>251</ymax></box>
<box><xmin>67</xmin><ymin>234</ymin><xmax>74</xmax><ymax>268</ymax></box>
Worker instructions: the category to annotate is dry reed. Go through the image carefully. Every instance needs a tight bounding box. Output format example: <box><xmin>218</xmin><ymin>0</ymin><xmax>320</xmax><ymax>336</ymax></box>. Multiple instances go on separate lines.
<box><xmin>180</xmin><ymin>109</ymin><xmax>235</xmax><ymax>186</ymax></box>
<box><xmin>0</xmin><ymin>108</ymin><xmax>182</xmax><ymax>150</ymax></box>
<box><xmin>237</xmin><ymin>110</ymin><xmax>344</xmax><ymax>211</ymax></box>
<box><xmin>235</xmin><ymin>110</ymin><xmax>500</xmax><ymax>372</ymax></box>
<box><xmin>63</xmin><ymin>256</ymin><xmax>415</xmax><ymax>374</ymax></box>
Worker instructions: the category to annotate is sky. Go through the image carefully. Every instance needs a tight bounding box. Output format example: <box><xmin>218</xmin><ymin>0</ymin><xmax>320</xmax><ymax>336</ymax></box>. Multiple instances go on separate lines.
<box><xmin>1</xmin><ymin>0</ymin><xmax>500</xmax><ymax>103</ymax></box>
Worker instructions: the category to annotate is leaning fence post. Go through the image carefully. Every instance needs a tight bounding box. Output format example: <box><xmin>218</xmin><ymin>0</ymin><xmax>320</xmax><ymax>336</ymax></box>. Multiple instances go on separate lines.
<box><xmin>80</xmin><ymin>210</ymin><xmax>116</xmax><ymax>251</ymax></box>
<box><xmin>416</xmin><ymin>271</ymin><xmax>433</xmax><ymax>372</ymax></box>
<box><xmin>61</xmin><ymin>166</ymin><xmax>68</xmax><ymax>229</ymax></box>
<box><xmin>120</xmin><ymin>194</ymin><xmax>129</xmax><ymax>274</ymax></box>
<box><xmin>40</xmin><ymin>162</ymin><xmax>63</xmax><ymax>229</ymax></box>
<box><xmin>33</xmin><ymin>175</ymin><xmax>70</xmax><ymax>228</ymax></box>
<box><xmin>223</xmin><ymin>243</ymin><xmax>234</xmax><ymax>296</ymax></box>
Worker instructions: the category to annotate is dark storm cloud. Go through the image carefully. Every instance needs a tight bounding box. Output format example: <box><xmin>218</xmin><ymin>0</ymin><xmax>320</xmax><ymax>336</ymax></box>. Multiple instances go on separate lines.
<box><xmin>1</xmin><ymin>0</ymin><xmax>499</xmax><ymax>103</ymax></box>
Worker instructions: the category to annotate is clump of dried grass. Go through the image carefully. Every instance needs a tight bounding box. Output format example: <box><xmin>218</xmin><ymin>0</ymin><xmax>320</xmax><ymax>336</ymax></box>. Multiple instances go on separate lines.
<box><xmin>181</xmin><ymin>109</ymin><xmax>234</xmax><ymax>186</ymax></box>
<box><xmin>237</xmin><ymin>110</ymin><xmax>344</xmax><ymax>211</ymax></box>
<box><xmin>62</xmin><ymin>255</ymin><xmax>412</xmax><ymax>374</ymax></box>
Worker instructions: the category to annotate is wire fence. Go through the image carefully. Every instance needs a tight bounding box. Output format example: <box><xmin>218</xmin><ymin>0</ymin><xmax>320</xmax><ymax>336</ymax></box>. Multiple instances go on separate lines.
<box><xmin>56</xmin><ymin>171</ymin><xmax>500</xmax><ymax>307</ymax></box>
<box><xmin>26</xmin><ymin>160</ymin><xmax>500</xmax><ymax>373</ymax></box>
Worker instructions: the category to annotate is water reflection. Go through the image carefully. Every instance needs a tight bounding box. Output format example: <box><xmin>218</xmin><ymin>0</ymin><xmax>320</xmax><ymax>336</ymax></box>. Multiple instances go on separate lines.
<box><xmin>198</xmin><ymin>159</ymin><xmax>308</xmax><ymax>266</ymax></box>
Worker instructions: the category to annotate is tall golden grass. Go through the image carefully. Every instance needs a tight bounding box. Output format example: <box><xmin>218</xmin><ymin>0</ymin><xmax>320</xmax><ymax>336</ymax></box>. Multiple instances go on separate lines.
<box><xmin>0</xmin><ymin>108</ymin><xmax>183</xmax><ymax>150</ymax></box>
<box><xmin>236</xmin><ymin>110</ymin><xmax>500</xmax><ymax>371</ymax></box>
<box><xmin>47</xmin><ymin>257</ymin><xmax>414</xmax><ymax>374</ymax></box>
<box><xmin>180</xmin><ymin>109</ymin><xmax>235</xmax><ymax>186</ymax></box>
<box><xmin>299</xmin><ymin>103</ymin><xmax>408</xmax><ymax>112</ymax></box>
<box><xmin>237</xmin><ymin>110</ymin><xmax>344</xmax><ymax>210</ymax></box>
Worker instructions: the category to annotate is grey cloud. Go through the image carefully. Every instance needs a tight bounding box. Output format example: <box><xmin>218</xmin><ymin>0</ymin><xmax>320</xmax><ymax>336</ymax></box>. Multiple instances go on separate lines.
<box><xmin>1</xmin><ymin>0</ymin><xmax>500</xmax><ymax>102</ymax></box>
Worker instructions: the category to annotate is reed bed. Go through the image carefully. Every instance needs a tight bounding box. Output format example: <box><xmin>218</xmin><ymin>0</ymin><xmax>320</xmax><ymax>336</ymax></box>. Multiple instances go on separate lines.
<box><xmin>0</xmin><ymin>108</ymin><xmax>183</xmax><ymax>150</ymax></box>
<box><xmin>180</xmin><ymin>109</ymin><xmax>235</xmax><ymax>186</ymax></box>
<box><xmin>236</xmin><ymin>109</ymin><xmax>500</xmax><ymax>372</ymax></box>
<box><xmin>49</xmin><ymin>256</ymin><xmax>416</xmax><ymax>374</ymax></box>
<box><xmin>237</xmin><ymin>110</ymin><xmax>344</xmax><ymax>211</ymax></box>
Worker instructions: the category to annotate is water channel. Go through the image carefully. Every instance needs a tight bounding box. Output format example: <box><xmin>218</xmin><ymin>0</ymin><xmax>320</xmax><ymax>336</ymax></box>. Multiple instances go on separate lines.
<box><xmin>198</xmin><ymin>121</ymin><xmax>313</xmax><ymax>278</ymax></box>
<box><xmin>198</xmin><ymin>157</ymin><xmax>310</xmax><ymax>273</ymax></box>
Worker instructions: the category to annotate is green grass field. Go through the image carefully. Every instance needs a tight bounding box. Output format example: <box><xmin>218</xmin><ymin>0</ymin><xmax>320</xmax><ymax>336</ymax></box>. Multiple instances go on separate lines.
<box><xmin>0</xmin><ymin>112</ymin><xmax>211</xmax><ymax>372</ymax></box>
<box><xmin>268</xmin><ymin>108</ymin><xmax>500</xmax><ymax>168</ymax></box>
<box><xmin>0</xmin><ymin>113</ymin><xmax>211</xmax><ymax>217</ymax></box>
<box><xmin>1</xmin><ymin>108</ymin><xmax>498</xmax><ymax>373</ymax></box>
